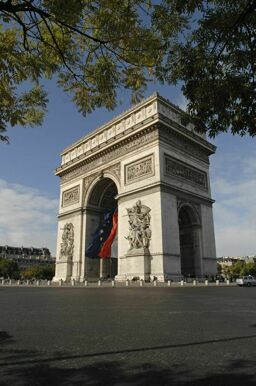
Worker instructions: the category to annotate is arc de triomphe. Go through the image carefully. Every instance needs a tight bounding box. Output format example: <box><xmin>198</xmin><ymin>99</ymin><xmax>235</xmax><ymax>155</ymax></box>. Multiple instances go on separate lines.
<box><xmin>53</xmin><ymin>93</ymin><xmax>217</xmax><ymax>282</ymax></box>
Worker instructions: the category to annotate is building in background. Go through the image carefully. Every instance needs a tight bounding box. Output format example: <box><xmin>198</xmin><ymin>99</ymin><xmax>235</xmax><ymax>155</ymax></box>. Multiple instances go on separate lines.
<box><xmin>0</xmin><ymin>245</ymin><xmax>55</xmax><ymax>269</ymax></box>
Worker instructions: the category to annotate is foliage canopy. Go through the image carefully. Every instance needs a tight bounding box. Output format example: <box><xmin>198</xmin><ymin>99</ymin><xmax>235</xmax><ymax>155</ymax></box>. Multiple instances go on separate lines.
<box><xmin>0</xmin><ymin>0</ymin><xmax>255</xmax><ymax>141</ymax></box>
<box><xmin>0</xmin><ymin>257</ymin><xmax>20</xmax><ymax>278</ymax></box>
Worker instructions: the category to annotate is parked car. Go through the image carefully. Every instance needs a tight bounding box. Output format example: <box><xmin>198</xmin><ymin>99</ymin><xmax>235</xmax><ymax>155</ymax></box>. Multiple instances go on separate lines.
<box><xmin>236</xmin><ymin>276</ymin><xmax>256</xmax><ymax>287</ymax></box>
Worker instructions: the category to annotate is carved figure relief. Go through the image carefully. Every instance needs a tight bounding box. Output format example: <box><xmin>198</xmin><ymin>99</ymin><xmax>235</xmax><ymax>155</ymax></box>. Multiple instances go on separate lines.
<box><xmin>126</xmin><ymin>200</ymin><xmax>151</xmax><ymax>250</ymax></box>
<box><xmin>60</xmin><ymin>223</ymin><xmax>74</xmax><ymax>260</ymax></box>
<box><xmin>165</xmin><ymin>155</ymin><xmax>208</xmax><ymax>191</ymax></box>
<box><xmin>62</xmin><ymin>186</ymin><xmax>80</xmax><ymax>207</ymax></box>
<box><xmin>125</xmin><ymin>155</ymin><xmax>154</xmax><ymax>184</ymax></box>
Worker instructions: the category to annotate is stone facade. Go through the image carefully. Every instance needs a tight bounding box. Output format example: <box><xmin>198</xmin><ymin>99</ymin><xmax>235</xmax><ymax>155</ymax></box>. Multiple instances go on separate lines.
<box><xmin>53</xmin><ymin>93</ymin><xmax>217</xmax><ymax>282</ymax></box>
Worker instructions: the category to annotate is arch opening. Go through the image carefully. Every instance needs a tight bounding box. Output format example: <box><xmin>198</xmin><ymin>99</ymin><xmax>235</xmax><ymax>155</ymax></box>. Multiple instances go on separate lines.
<box><xmin>85</xmin><ymin>177</ymin><xmax>118</xmax><ymax>280</ymax></box>
<box><xmin>178</xmin><ymin>205</ymin><xmax>201</xmax><ymax>278</ymax></box>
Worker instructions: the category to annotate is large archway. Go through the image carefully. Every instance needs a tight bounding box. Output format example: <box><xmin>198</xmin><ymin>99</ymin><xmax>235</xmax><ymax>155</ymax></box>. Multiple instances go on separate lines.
<box><xmin>178</xmin><ymin>205</ymin><xmax>201</xmax><ymax>278</ymax></box>
<box><xmin>85</xmin><ymin>177</ymin><xmax>118</xmax><ymax>279</ymax></box>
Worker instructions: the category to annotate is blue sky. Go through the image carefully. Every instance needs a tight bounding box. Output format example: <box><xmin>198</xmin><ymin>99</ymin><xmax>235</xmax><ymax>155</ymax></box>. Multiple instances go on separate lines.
<box><xmin>0</xmin><ymin>80</ymin><xmax>255</xmax><ymax>257</ymax></box>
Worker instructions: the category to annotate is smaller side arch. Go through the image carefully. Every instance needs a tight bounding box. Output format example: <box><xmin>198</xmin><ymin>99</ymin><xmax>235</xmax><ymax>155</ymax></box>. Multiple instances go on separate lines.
<box><xmin>178</xmin><ymin>202</ymin><xmax>202</xmax><ymax>277</ymax></box>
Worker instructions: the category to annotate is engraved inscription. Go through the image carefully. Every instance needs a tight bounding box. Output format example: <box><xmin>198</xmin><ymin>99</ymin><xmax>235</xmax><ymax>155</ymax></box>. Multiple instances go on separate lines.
<box><xmin>62</xmin><ymin>185</ymin><xmax>80</xmax><ymax>207</ymax></box>
<box><xmin>125</xmin><ymin>155</ymin><xmax>154</xmax><ymax>184</ymax></box>
<box><xmin>165</xmin><ymin>156</ymin><xmax>207</xmax><ymax>190</ymax></box>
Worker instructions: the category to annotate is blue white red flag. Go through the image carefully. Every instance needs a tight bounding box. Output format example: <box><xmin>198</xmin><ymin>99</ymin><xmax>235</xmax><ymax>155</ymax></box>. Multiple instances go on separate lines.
<box><xmin>85</xmin><ymin>209</ymin><xmax>117</xmax><ymax>259</ymax></box>
<box><xmin>98</xmin><ymin>209</ymin><xmax>118</xmax><ymax>259</ymax></box>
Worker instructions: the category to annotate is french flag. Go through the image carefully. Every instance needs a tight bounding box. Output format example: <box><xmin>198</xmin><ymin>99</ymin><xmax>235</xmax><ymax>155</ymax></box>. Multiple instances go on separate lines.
<box><xmin>86</xmin><ymin>209</ymin><xmax>118</xmax><ymax>259</ymax></box>
<box><xmin>98</xmin><ymin>209</ymin><xmax>118</xmax><ymax>259</ymax></box>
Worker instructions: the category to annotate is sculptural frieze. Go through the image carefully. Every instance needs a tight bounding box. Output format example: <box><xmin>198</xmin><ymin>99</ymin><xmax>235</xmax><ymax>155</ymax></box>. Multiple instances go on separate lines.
<box><xmin>125</xmin><ymin>155</ymin><xmax>154</xmax><ymax>184</ymax></box>
<box><xmin>60</xmin><ymin>223</ymin><xmax>74</xmax><ymax>259</ymax></box>
<box><xmin>60</xmin><ymin>129</ymin><xmax>158</xmax><ymax>183</ymax></box>
<box><xmin>62</xmin><ymin>186</ymin><xmax>80</xmax><ymax>207</ymax></box>
<box><xmin>165</xmin><ymin>155</ymin><xmax>208</xmax><ymax>190</ymax></box>
<box><xmin>126</xmin><ymin>200</ymin><xmax>151</xmax><ymax>250</ymax></box>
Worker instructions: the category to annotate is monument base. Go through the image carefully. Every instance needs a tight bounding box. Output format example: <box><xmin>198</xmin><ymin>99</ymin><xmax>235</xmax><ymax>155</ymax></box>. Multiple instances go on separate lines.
<box><xmin>115</xmin><ymin>248</ymin><xmax>151</xmax><ymax>281</ymax></box>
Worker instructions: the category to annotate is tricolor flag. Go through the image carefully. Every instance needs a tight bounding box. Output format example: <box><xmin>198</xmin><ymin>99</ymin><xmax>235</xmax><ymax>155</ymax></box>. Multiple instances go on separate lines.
<box><xmin>86</xmin><ymin>209</ymin><xmax>118</xmax><ymax>259</ymax></box>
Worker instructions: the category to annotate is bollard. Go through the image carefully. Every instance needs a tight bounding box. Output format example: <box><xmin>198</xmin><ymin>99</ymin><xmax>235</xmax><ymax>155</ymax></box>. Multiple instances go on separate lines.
<box><xmin>126</xmin><ymin>280</ymin><xmax>129</xmax><ymax>287</ymax></box>
<box><xmin>205</xmin><ymin>280</ymin><xmax>208</xmax><ymax>286</ymax></box>
<box><xmin>140</xmin><ymin>280</ymin><xmax>144</xmax><ymax>287</ymax></box>
<box><xmin>59</xmin><ymin>279</ymin><xmax>63</xmax><ymax>286</ymax></box>
<box><xmin>226</xmin><ymin>279</ymin><xmax>230</xmax><ymax>285</ymax></box>
<box><xmin>180</xmin><ymin>280</ymin><xmax>184</xmax><ymax>286</ymax></box>
<box><xmin>17</xmin><ymin>280</ymin><xmax>20</xmax><ymax>285</ymax></box>
<box><xmin>216</xmin><ymin>280</ymin><xmax>219</xmax><ymax>286</ymax></box>
<box><xmin>167</xmin><ymin>280</ymin><xmax>171</xmax><ymax>287</ymax></box>
<box><xmin>27</xmin><ymin>280</ymin><xmax>30</xmax><ymax>286</ymax></box>
<box><xmin>1</xmin><ymin>279</ymin><xmax>4</xmax><ymax>285</ymax></box>
<box><xmin>47</xmin><ymin>280</ymin><xmax>51</xmax><ymax>286</ymax></box>
<box><xmin>84</xmin><ymin>280</ymin><xmax>88</xmax><ymax>287</ymax></box>
<box><xmin>154</xmin><ymin>280</ymin><xmax>157</xmax><ymax>287</ymax></box>
<box><xmin>9</xmin><ymin>279</ymin><xmax>12</xmax><ymax>285</ymax></box>
<box><xmin>193</xmin><ymin>280</ymin><xmax>197</xmax><ymax>286</ymax></box>
<box><xmin>98</xmin><ymin>280</ymin><xmax>102</xmax><ymax>287</ymax></box>
<box><xmin>71</xmin><ymin>279</ymin><xmax>75</xmax><ymax>286</ymax></box>
<box><xmin>111</xmin><ymin>280</ymin><xmax>115</xmax><ymax>287</ymax></box>
<box><xmin>36</xmin><ymin>280</ymin><xmax>40</xmax><ymax>286</ymax></box>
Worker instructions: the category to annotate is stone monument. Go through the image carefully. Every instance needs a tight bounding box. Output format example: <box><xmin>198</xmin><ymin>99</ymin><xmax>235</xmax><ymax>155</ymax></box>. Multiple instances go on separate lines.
<box><xmin>53</xmin><ymin>93</ymin><xmax>217</xmax><ymax>282</ymax></box>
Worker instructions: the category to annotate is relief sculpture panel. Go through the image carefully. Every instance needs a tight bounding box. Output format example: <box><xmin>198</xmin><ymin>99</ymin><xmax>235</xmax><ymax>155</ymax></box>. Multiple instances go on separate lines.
<box><xmin>62</xmin><ymin>185</ymin><xmax>80</xmax><ymax>207</ymax></box>
<box><xmin>126</xmin><ymin>200</ymin><xmax>151</xmax><ymax>250</ymax></box>
<box><xmin>60</xmin><ymin>223</ymin><xmax>74</xmax><ymax>260</ymax></box>
<box><xmin>165</xmin><ymin>155</ymin><xmax>208</xmax><ymax>191</ymax></box>
<box><xmin>125</xmin><ymin>154</ymin><xmax>154</xmax><ymax>185</ymax></box>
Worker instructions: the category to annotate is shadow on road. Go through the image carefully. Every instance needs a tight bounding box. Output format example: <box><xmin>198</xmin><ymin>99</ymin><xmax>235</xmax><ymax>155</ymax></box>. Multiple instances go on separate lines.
<box><xmin>1</xmin><ymin>359</ymin><xmax>256</xmax><ymax>386</ymax></box>
<box><xmin>1</xmin><ymin>332</ymin><xmax>256</xmax><ymax>367</ymax></box>
<box><xmin>1</xmin><ymin>330</ymin><xmax>256</xmax><ymax>385</ymax></box>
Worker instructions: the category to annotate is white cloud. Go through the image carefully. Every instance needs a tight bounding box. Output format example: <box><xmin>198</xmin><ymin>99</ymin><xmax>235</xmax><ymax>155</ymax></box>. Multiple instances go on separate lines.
<box><xmin>177</xmin><ymin>94</ymin><xmax>188</xmax><ymax>111</ymax></box>
<box><xmin>211</xmin><ymin>154</ymin><xmax>256</xmax><ymax>256</ymax></box>
<box><xmin>0</xmin><ymin>179</ymin><xmax>58</xmax><ymax>255</ymax></box>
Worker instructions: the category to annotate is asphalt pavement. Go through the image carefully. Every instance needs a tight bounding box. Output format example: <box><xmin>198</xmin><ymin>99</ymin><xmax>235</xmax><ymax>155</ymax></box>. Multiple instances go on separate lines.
<box><xmin>1</xmin><ymin>286</ymin><xmax>256</xmax><ymax>385</ymax></box>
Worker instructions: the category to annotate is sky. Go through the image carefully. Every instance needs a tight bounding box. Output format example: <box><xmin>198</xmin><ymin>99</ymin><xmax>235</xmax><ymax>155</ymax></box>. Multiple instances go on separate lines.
<box><xmin>0</xmin><ymin>80</ymin><xmax>255</xmax><ymax>257</ymax></box>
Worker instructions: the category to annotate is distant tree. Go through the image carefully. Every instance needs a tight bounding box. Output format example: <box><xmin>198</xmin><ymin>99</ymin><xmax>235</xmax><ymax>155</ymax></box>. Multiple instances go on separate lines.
<box><xmin>217</xmin><ymin>263</ymin><xmax>222</xmax><ymax>275</ymax></box>
<box><xmin>241</xmin><ymin>261</ymin><xmax>256</xmax><ymax>276</ymax></box>
<box><xmin>0</xmin><ymin>1</ymin><xmax>255</xmax><ymax>141</ymax></box>
<box><xmin>22</xmin><ymin>264</ymin><xmax>55</xmax><ymax>280</ymax></box>
<box><xmin>0</xmin><ymin>258</ymin><xmax>20</xmax><ymax>279</ymax></box>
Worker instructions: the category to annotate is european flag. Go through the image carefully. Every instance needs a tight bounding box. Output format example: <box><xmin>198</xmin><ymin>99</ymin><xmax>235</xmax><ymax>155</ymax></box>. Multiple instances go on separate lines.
<box><xmin>85</xmin><ymin>210</ymin><xmax>115</xmax><ymax>258</ymax></box>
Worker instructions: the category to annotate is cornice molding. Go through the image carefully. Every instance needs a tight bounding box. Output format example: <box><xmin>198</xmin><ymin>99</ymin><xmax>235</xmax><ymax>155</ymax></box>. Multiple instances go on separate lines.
<box><xmin>57</xmin><ymin>93</ymin><xmax>215</xmax><ymax>171</ymax></box>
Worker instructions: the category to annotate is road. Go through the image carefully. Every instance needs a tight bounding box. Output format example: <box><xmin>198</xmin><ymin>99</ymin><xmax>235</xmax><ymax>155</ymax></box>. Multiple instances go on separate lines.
<box><xmin>1</xmin><ymin>286</ymin><xmax>256</xmax><ymax>385</ymax></box>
